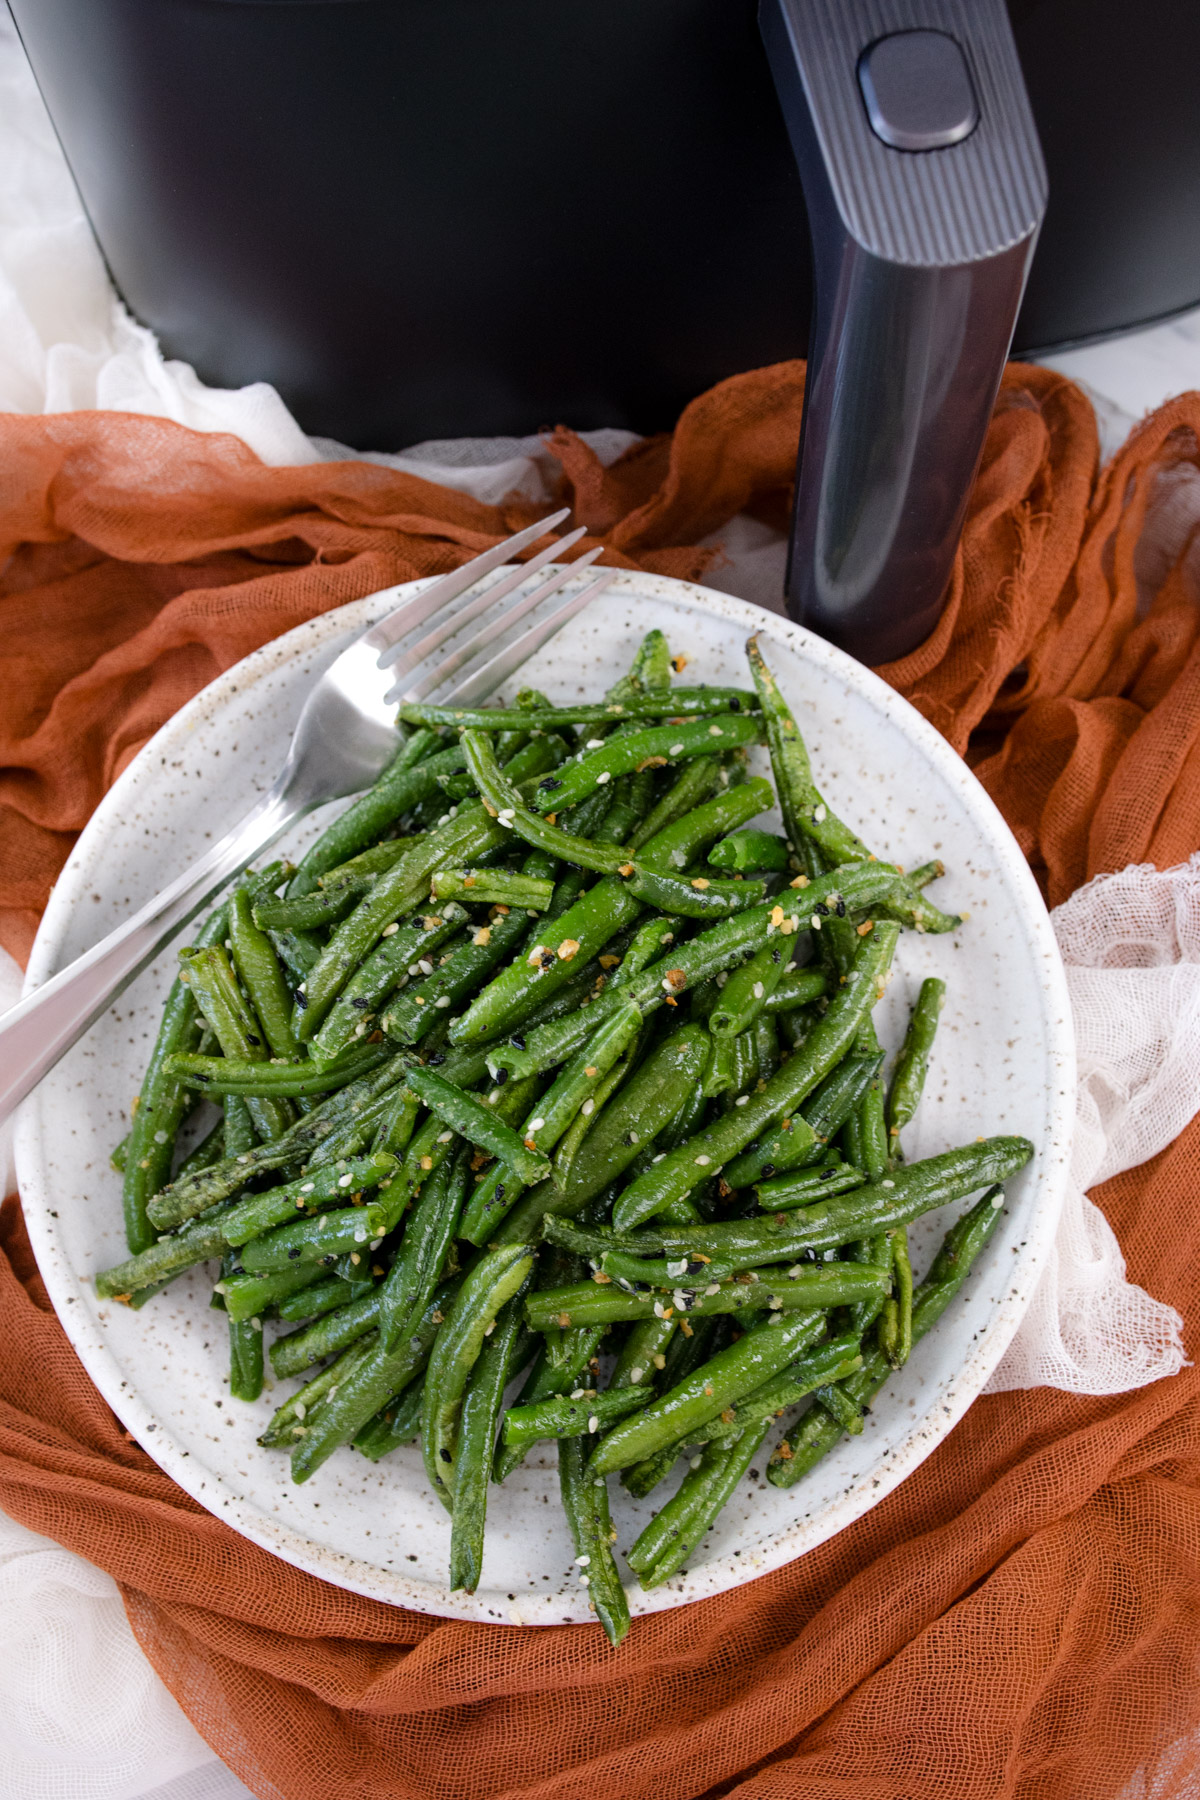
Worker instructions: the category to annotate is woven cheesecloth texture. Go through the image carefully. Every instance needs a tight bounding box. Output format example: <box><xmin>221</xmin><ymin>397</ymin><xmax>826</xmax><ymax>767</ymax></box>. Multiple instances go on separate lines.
<box><xmin>985</xmin><ymin>859</ymin><xmax>1196</xmax><ymax>1393</ymax></box>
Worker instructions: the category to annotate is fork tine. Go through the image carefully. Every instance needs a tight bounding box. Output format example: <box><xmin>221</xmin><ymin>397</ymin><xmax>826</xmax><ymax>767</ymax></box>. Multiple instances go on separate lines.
<box><xmin>433</xmin><ymin>568</ymin><xmax>617</xmax><ymax>708</ymax></box>
<box><xmin>387</xmin><ymin>524</ymin><xmax>589</xmax><ymax>679</ymax></box>
<box><xmin>370</xmin><ymin>508</ymin><xmax>571</xmax><ymax>666</ymax></box>
<box><xmin>386</xmin><ymin>549</ymin><xmax>604</xmax><ymax>705</ymax></box>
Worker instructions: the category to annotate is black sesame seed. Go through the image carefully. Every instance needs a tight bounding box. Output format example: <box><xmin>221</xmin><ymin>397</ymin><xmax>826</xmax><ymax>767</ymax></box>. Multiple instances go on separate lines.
<box><xmin>495</xmin><ymin>1067</ymin><xmax>509</xmax><ymax>1084</ymax></box>
<box><xmin>509</xmin><ymin>1034</ymin><xmax>526</xmax><ymax>1050</ymax></box>
<box><xmin>440</xmin><ymin>1447</ymin><xmax>452</xmax><ymax>1462</ymax></box>
<box><xmin>287</xmin><ymin>1248</ymin><xmax>302</xmax><ymax>1259</ymax></box>
<box><xmin>427</xmin><ymin>1052</ymin><xmax>445</xmax><ymax>1065</ymax></box>
<box><xmin>538</xmin><ymin>777</ymin><xmax>563</xmax><ymax>791</ymax></box>
<box><xmin>350</xmin><ymin>997</ymin><xmax>371</xmax><ymax>1011</ymax></box>
<box><xmin>761</xmin><ymin>1163</ymin><xmax>776</xmax><ymax>1177</ymax></box>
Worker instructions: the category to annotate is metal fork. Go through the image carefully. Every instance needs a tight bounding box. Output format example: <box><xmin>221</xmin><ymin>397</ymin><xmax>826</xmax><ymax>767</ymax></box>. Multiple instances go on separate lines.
<box><xmin>0</xmin><ymin>511</ymin><xmax>615</xmax><ymax>1120</ymax></box>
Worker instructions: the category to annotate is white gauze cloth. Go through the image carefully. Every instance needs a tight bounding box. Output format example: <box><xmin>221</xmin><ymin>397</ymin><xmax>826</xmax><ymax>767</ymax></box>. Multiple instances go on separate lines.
<box><xmin>987</xmin><ymin>857</ymin><xmax>1196</xmax><ymax>1392</ymax></box>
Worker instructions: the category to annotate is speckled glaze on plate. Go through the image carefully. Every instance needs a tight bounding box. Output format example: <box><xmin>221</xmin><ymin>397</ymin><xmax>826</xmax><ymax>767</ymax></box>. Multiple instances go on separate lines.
<box><xmin>15</xmin><ymin>570</ymin><xmax>1074</xmax><ymax>1626</ymax></box>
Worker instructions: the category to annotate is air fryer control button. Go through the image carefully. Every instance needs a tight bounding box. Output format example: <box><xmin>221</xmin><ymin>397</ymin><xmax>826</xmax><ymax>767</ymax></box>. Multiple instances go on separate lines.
<box><xmin>858</xmin><ymin>30</ymin><xmax>979</xmax><ymax>152</ymax></box>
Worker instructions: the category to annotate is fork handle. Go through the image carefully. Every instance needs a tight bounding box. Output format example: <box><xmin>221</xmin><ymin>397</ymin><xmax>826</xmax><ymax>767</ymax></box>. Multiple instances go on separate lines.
<box><xmin>0</xmin><ymin>786</ymin><xmax>298</xmax><ymax>1126</ymax></box>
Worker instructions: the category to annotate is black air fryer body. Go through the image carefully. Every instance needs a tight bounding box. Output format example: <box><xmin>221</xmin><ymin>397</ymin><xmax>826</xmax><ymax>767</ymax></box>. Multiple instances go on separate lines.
<box><xmin>9</xmin><ymin>0</ymin><xmax>1200</xmax><ymax>450</ymax></box>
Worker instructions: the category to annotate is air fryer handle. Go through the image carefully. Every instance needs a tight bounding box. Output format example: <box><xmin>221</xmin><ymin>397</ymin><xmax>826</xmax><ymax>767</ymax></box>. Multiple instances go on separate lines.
<box><xmin>760</xmin><ymin>0</ymin><xmax>1047</xmax><ymax>664</ymax></box>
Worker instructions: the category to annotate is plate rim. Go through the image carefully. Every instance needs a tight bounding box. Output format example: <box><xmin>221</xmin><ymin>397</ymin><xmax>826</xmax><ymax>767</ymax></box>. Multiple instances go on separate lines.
<box><xmin>14</xmin><ymin>568</ymin><xmax>1076</xmax><ymax>1625</ymax></box>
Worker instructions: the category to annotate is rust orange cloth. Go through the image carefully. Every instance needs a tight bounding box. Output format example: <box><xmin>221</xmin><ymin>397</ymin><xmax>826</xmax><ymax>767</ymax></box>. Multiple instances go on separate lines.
<box><xmin>1</xmin><ymin>363</ymin><xmax>1199</xmax><ymax>1799</ymax></box>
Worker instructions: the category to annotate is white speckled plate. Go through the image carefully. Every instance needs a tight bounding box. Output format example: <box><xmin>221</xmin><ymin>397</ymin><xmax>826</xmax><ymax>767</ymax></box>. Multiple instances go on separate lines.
<box><xmin>15</xmin><ymin>571</ymin><xmax>1074</xmax><ymax>1626</ymax></box>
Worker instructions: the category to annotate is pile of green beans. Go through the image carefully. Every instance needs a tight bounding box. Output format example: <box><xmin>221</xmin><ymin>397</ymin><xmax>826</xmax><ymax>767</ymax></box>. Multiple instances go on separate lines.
<box><xmin>95</xmin><ymin>629</ymin><xmax>1031</xmax><ymax>1647</ymax></box>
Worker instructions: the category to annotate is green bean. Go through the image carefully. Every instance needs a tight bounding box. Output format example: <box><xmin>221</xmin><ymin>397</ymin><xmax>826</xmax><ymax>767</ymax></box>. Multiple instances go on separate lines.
<box><xmin>558</xmin><ymin>1433</ymin><xmax>630</xmax><ymax>1646</ymax></box>
<box><xmin>531</xmin><ymin>715</ymin><xmax>762</xmax><ymax>816</ymax></box>
<box><xmin>120</xmin><ymin>895</ymin><xmax>237</xmax><ymax>1252</ymax></box>
<box><xmin>610</xmin><ymin>923</ymin><xmax>898</xmax><ymax>1229</ymax></box>
<box><xmin>174</xmin><ymin>1118</ymin><xmax>225</xmax><ymax>1179</ymax></box>
<box><xmin>228</xmin><ymin>1312</ymin><xmax>265</xmax><ymax>1402</ymax></box>
<box><xmin>260</xmin><ymin>1334</ymin><xmax>380</xmax><ymax>1447</ymax></box>
<box><xmin>165</xmin><ymin>1042</ymin><xmax>389</xmax><ymax>1097</ymax></box>
<box><xmin>526</xmin><ymin>1263</ymin><xmax>888</xmax><ymax>1330</ymax></box>
<box><xmin>219</xmin><ymin>1152</ymin><xmax>398</xmax><ymax>1247</ymax></box>
<box><xmin>708</xmin><ymin>828</ymin><xmax>789</xmax><ymax>873</ymax></box>
<box><xmin>96</xmin><ymin>1205</ymin><xmax>233</xmax><ymax>1298</ymax></box>
<box><xmin>450</xmin><ymin>1293</ymin><xmax>530</xmax><ymax>1592</ymax></box>
<box><xmin>495</xmin><ymin>1026</ymin><xmax>711</xmax><ymax>1242</ymax></box>
<box><xmin>229</xmin><ymin>887</ymin><xmax>301</xmax><ymax>1060</ymax></box>
<box><xmin>256</xmin><ymin>845</ymin><xmax>415</xmax><ymax>930</ymax></box>
<box><xmin>761</xmin><ymin>967</ymin><xmax>829</xmax><ymax>1015</ymax></box>
<box><xmin>377</xmin><ymin>1145</ymin><xmax>470</xmax><ymax>1352</ymax></box>
<box><xmin>502</xmin><ymin>1383</ymin><xmax>653</xmax><ymax>1450</ymax></box>
<box><xmin>623</xmin><ymin>864</ymin><xmax>766</xmax><ymax>919</ymax></box>
<box><xmin>371</xmin><ymin>1085</ymin><xmax>421</xmax><ymax>1158</ymax></box>
<box><xmin>382</xmin><ymin>908</ymin><xmax>529</xmax><ymax>1045</ymax></box>
<box><xmin>399</xmin><ymin>690</ymin><xmax>759</xmax><ymax>732</ymax></box>
<box><xmin>404</xmin><ymin>1067</ymin><xmax>550</xmax><ymax>1184</ymax></box>
<box><xmin>626</xmin><ymin>756</ymin><xmax>724</xmax><ymax>854</ymax></box>
<box><xmin>682</xmin><ymin>1333</ymin><xmax>865</xmax><ymax>1445</ymax></box>
<box><xmin>481</xmin><ymin>905</ymin><xmax>776</xmax><ymax>1085</ymax></box>
<box><xmin>618</xmin><ymin>1316</ymin><xmax>729</xmax><ymax>1497</ymax></box>
<box><xmin>290</xmin><ymin>1281</ymin><xmax>458</xmax><ymax>1483</ymax></box>
<box><xmin>588</xmin><ymin>1310</ymin><xmax>825</xmax><ymax>1474</ymax></box>
<box><xmin>451</xmin><ymin>876</ymin><xmax>642</xmax><ymax>1046</ymax></box>
<box><xmin>146</xmin><ymin>1054</ymin><xmax>411</xmax><ymax>1229</ymax></box>
<box><xmin>492</xmin><ymin>1304</ymin><xmax>607</xmax><ymax>1483</ymax></box>
<box><xmin>429</xmin><ymin>868</ymin><xmax>554</xmax><ymax>910</ymax></box>
<box><xmin>421</xmin><ymin>1244</ymin><xmax>535</xmax><ymax>1509</ymax></box>
<box><xmin>271</xmin><ymin>1285</ymin><xmax>382</xmax><ymax>1378</ymax></box>
<box><xmin>632</xmin><ymin>1418</ymin><xmax>772</xmax><ymax>1587</ymax></box>
<box><xmin>610</xmin><ymin>1315</ymin><xmax>677</xmax><ymax>1388</ymax></box>
<box><xmin>237</xmin><ymin>1196</ymin><xmax>391</xmax><ymax>1273</ymax></box>
<box><xmin>460</xmin><ymin>1000</ymin><xmax>642</xmax><ymax>1246</ymax></box>
<box><xmin>271</xmin><ymin>1269</ymin><xmax>365</xmax><ymax>1322</ymax></box>
<box><xmin>548</xmin><ymin>1054</ymin><xmax>635</xmax><ymax>1195</ymax></box>
<box><xmin>746</xmin><ymin>637</ymin><xmax>872</xmax><ymax>868</ymax></box>
<box><xmin>755</xmin><ymin>1162</ymin><xmax>864</xmax><ymax>1210</ymax></box>
<box><xmin>722</xmin><ymin>1051</ymin><xmax>883</xmax><ymax>1188</ymax></box>
<box><xmin>565</xmin><ymin>1137</ymin><xmax>1032</xmax><ymax>1273</ymax></box>
<box><xmin>886</xmin><ymin>977</ymin><xmax>946</xmax><ymax>1145</ymax></box>
<box><xmin>879</xmin><ymin>1226</ymin><xmax>914</xmax><ymax>1368</ymax></box>
<box><xmin>768</xmin><ymin>1185</ymin><xmax>1007</xmax><ymax>1486</ymax></box>
<box><xmin>296</xmin><ymin>804</ymin><xmax>508</xmax><ymax>1037</ymax></box>
<box><xmin>635</xmin><ymin>778</ymin><xmax>776</xmax><ymax>875</ymax></box>
<box><xmin>701</xmin><ymin>1032</ymin><xmax>738</xmax><ymax>1100</ymax></box>
<box><xmin>611</xmin><ymin>918</ymin><xmax>682</xmax><ymax>989</ymax></box>
<box><xmin>220</xmin><ymin>1263</ymin><xmax>326</xmax><ymax>1323</ymax></box>
<box><xmin>310</xmin><ymin>905</ymin><xmax>467</xmax><ymax>1064</ymax></box>
<box><xmin>353</xmin><ymin>1374</ymin><xmax>426</xmax><ymax>1460</ymax></box>
<box><xmin>708</xmin><ymin>940</ymin><xmax>789</xmax><ymax>1038</ymax></box>
<box><xmin>179</xmin><ymin>946</ymin><xmax>294</xmax><ymax>1143</ymax></box>
<box><xmin>267</xmin><ymin>925</ymin><xmax>324</xmax><ymax>982</ymax></box>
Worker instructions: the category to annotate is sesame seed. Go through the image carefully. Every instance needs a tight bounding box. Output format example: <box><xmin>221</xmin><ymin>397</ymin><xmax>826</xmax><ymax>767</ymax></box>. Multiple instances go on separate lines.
<box><xmin>881</xmin><ymin>1178</ymin><xmax>895</xmax><ymax>1188</ymax></box>
<box><xmin>753</xmin><ymin>981</ymin><xmax>764</xmax><ymax>999</ymax></box>
<box><xmin>437</xmin><ymin>1130</ymin><xmax>453</xmax><ymax>1143</ymax></box>
<box><xmin>338</xmin><ymin>1173</ymin><xmax>353</xmax><ymax>1187</ymax></box>
<box><xmin>596</xmin><ymin>770</ymin><xmax>611</xmax><ymax>785</ymax></box>
<box><xmin>813</xmin><ymin>803</ymin><xmax>827</xmax><ymax>822</ymax></box>
<box><xmin>629</xmin><ymin>1366</ymin><xmax>644</xmax><ymax>1384</ymax></box>
<box><xmin>434</xmin><ymin>995</ymin><xmax>451</xmax><ymax>1008</ymax></box>
<box><xmin>529</xmin><ymin>1118</ymin><xmax>545</xmax><ymax>1132</ymax></box>
<box><xmin>669</xmin><ymin>742</ymin><xmax>684</xmax><ymax>755</ymax></box>
<box><xmin>382</xmin><ymin>922</ymin><xmax>399</xmax><ymax>936</ymax></box>
<box><xmin>735</xmin><ymin>1095</ymin><xmax>750</xmax><ymax>1107</ymax></box>
<box><xmin>588</xmin><ymin>1416</ymin><xmax>599</xmax><ymax>1433</ymax></box>
<box><xmin>708</xmin><ymin>724</ymin><xmax>722</xmax><ymax>736</ymax></box>
<box><xmin>581</xmin><ymin>1099</ymin><xmax>594</xmax><ymax>1115</ymax></box>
